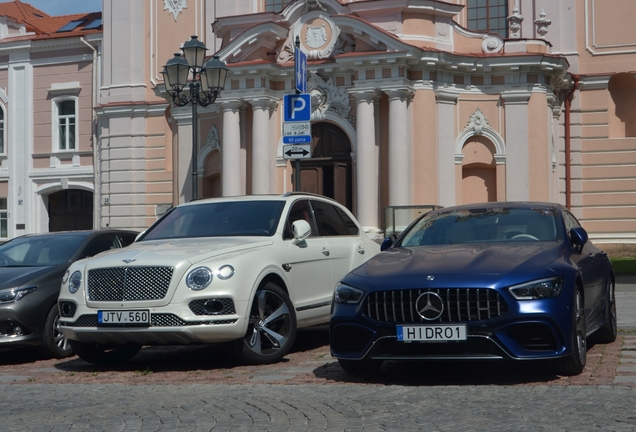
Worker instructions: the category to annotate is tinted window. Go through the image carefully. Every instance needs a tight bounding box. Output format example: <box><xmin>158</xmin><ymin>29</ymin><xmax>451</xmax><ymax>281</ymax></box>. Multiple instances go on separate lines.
<box><xmin>283</xmin><ymin>199</ymin><xmax>319</xmax><ymax>239</ymax></box>
<box><xmin>0</xmin><ymin>235</ymin><xmax>85</xmax><ymax>266</ymax></box>
<box><xmin>140</xmin><ymin>201</ymin><xmax>285</xmax><ymax>240</ymax></box>
<box><xmin>82</xmin><ymin>234</ymin><xmax>123</xmax><ymax>258</ymax></box>
<box><xmin>401</xmin><ymin>207</ymin><xmax>558</xmax><ymax>246</ymax></box>
<box><xmin>311</xmin><ymin>200</ymin><xmax>358</xmax><ymax>236</ymax></box>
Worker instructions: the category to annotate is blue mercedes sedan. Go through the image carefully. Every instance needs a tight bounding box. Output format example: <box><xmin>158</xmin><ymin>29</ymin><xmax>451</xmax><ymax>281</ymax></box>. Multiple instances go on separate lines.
<box><xmin>330</xmin><ymin>202</ymin><xmax>616</xmax><ymax>376</ymax></box>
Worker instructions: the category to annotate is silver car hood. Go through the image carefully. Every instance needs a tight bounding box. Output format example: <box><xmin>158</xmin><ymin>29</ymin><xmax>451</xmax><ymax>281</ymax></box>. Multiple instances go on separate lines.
<box><xmin>82</xmin><ymin>237</ymin><xmax>274</xmax><ymax>269</ymax></box>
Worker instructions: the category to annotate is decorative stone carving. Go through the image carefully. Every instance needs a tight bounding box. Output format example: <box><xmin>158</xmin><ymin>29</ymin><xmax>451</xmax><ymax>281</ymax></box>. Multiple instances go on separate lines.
<box><xmin>507</xmin><ymin>5</ymin><xmax>524</xmax><ymax>39</ymax></box>
<box><xmin>203</xmin><ymin>125</ymin><xmax>220</xmax><ymax>152</ymax></box>
<box><xmin>164</xmin><ymin>0</ymin><xmax>187</xmax><ymax>22</ymax></box>
<box><xmin>294</xmin><ymin>11</ymin><xmax>340</xmax><ymax>60</ymax></box>
<box><xmin>482</xmin><ymin>35</ymin><xmax>503</xmax><ymax>54</ymax></box>
<box><xmin>304</xmin><ymin>0</ymin><xmax>327</xmax><ymax>13</ymax></box>
<box><xmin>535</xmin><ymin>9</ymin><xmax>551</xmax><ymax>39</ymax></box>
<box><xmin>466</xmin><ymin>108</ymin><xmax>490</xmax><ymax>135</ymax></box>
<box><xmin>308</xmin><ymin>72</ymin><xmax>354</xmax><ymax>125</ymax></box>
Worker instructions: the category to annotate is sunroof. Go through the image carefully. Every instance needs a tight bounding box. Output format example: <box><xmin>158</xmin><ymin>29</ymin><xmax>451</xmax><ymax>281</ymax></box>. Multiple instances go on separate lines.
<box><xmin>57</xmin><ymin>20</ymin><xmax>85</xmax><ymax>32</ymax></box>
<box><xmin>83</xmin><ymin>18</ymin><xmax>102</xmax><ymax>30</ymax></box>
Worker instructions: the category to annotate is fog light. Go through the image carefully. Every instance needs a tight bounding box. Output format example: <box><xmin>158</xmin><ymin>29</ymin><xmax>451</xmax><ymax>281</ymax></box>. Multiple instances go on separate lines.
<box><xmin>204</xmin><ymin>300</ymin><xmax>224</xmax><ymax>314</ymax></box>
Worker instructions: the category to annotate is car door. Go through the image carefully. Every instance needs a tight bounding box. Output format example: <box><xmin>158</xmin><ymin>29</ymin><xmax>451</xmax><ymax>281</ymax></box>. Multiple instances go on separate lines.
<box><xmin>310</xmin><ymin>200</ymin><xmax>371</xmax><ymax>292</ymax></box>
<box><xmin>563</xmin><ymin>211</ymin><xmax>604</xmax><ymax>322</ymax></box>
<box><xmin>279</xmin><ymin>199</ymin><xmax>333</xmax><ymax>324</ymax></box>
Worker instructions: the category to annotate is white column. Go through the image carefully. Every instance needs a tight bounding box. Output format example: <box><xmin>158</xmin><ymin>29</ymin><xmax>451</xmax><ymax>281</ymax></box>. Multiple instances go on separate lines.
<box><xmin>220</xmin><ymin>100</ymin><xmax>243</xmax><ymax>197</ymax></box>
<box><xmin>385</xmin><ymin>89</ymin><xmax>413</xmax><ymax>206</ymax></box>
<box><xmin>502</xmin><ymin>92</ymin><xmax>531</xmax><ymax>201</ymax></box>
<box><xmin>435</xmin><ymin>89</ymin><xmax>459</xmax><ymax>207</ymax></box>
<box><xmin>350</xmin><ymin>89</ymin><xmax>381</xmax><ymax>237</ymax></box>
<box><xmin>249</xmin><ymin>98</ymin><xmax>276</xmax><ymax>194</ymax></box>
<box><xmin>171</xmin><ymin>108</ymin><xmax>193</xmax><ymax>204</ymax></box>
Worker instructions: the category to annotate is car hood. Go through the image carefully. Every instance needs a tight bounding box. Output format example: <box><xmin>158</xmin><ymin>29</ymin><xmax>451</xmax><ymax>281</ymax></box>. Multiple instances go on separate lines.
<box><xmin>0</xmin><ymin>266</ymin><xmax>56</xmax><ymax>289</ymax></box>
<box><xmin>354</xmin><ymin>242</ymin><xmax>563</xmax><ymax>279</ymax></box>
<box><xmin>81</xmin><ymin>237</ymin><xmax>274</xmax><ymax>268</ymax></box>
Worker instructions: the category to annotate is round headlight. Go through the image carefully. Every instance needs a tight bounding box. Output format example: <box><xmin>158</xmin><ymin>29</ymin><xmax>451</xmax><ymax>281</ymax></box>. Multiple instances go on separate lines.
<box><xmin>68</xmin><ymin>271</ymin><xmax>82</xmax><ymax>294</ymax></box>
<box><xmin>186</xmin><ymin>267</ymin><xmax>213</xmax><ymax>290</ymax></box>
<box><xmin>217</xmin><ymin>265</ymin><xmax>235</xmax><ymax>280</ymax></box>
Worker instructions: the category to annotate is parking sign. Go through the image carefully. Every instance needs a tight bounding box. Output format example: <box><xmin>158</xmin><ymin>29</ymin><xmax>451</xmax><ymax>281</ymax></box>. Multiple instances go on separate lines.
<box><xmin>283</xmin><ymin>94</ymin><xmax>311</xmax><ymax>122</ymax></box>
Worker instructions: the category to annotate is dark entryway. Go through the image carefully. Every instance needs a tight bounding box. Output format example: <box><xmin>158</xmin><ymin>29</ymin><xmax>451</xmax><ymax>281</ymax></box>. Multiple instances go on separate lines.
<box><xmin>295</xmin><ymin>122</ymin><xmax>353</xmax><ymax>210</ymax></box>
<box><xmin>48</xmin><ymin>190</ymin><xmax>93</xmax><ymax>232</ymax></box>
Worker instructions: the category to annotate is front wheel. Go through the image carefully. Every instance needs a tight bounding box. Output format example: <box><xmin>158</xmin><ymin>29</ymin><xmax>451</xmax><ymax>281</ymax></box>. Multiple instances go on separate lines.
<box><xmin>555</xmin><ymin>288</ymin><xmax>586</xmax><ymax>376</ymax></box>
<box><xmin>40</xmin><ymin>306</ymin><xmax>74</xmax><ymax>359</ymax></box>
<box><xmin>69</xmin><ymin>340</ymin><xmax>141</xmax><ymax>366</ymax></box>
<box><xmin>232</xmin><ymin>282</ymin><xmax>297</xmax><ymax>364</ymax></box>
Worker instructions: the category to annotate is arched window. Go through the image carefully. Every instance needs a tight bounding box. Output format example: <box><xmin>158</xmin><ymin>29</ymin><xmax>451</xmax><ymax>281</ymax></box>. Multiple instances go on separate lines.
<box><xmin>467</xmin><ymin>0</ymin><xmax>509</xmax><ymax>38</ymax></box>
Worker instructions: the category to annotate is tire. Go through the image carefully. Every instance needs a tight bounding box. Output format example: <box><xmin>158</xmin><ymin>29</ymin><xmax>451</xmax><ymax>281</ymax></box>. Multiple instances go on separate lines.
<box><xmin>555</xmin><ymin>288</ymin><xmax>586</xmax><ymax>376</ymax></box>
<box><xmin>338</xmin><ymin>358</ymin><xmax>383</xmax><ymax>375</ymax></box>
<box><xmin>594</xmin><ymin>277</ymin><xmax>617</xmax><ymax>344</ymax></box>
<box><xmin>69</xmin><ymin>340</ymin><xmax>141</xmax><ymax>366</ymax></box>
<box><xmin>232</xmin><ymin>282</ymin><xmax>297</xmax><ymax>365</ymax></box>
<box><xmin>40</xmin><ymin>306</ymin><xmax>74</xmax><ymax>359</ymax></box>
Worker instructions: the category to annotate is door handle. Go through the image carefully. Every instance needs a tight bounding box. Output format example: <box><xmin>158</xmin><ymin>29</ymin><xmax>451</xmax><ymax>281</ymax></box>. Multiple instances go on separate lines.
<box><xmin>356</xmin><ymin>245</ymin><xmax>365</xmax><ymax>255</ymax></box>
<box><xmin>322</xmin><ymin>247</ymin><xmax>330</xmax><ymax>256</ymax></box>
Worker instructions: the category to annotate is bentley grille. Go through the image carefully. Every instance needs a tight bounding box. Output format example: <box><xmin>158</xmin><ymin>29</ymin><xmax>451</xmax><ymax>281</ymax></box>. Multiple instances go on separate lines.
<box><xmin>87</xmin><ymin>267</ymin><xmax>174</xmax><ymax>301</ymax></box>
<box><xmin>363</xmin><ymin>288</ymin><xmax>508</xmax><ymax>323</ymax></box>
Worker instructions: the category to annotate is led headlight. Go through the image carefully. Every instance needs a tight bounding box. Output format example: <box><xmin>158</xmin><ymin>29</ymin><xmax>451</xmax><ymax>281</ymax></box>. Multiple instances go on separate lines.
<box><xmin>508</xmin><ymin>277</ymin><xmax>564</xmax><ymax>300</ymax></box>
<box><xmin>217</xmin><ymin>265</ymin><xmax>235</xmax><ymax>280</ymax></box>
<box><xmin>0</xmin><ymin>286</ymin><xmax>37</xmax><ymax>303</ymax></box>
<box><xmin>186</xmin><ymin>267</ymin><xmax>213</xmax><ymax>290</ymax></box>
<box><xmin>334</xmin><ymin>283</ymin><xmax>365</xmax><ymax>304</ymax></box>
<box><xmin>68</xmin><ymin>271</ymin><xmax>82</xmax><ymax>294</ymax></box>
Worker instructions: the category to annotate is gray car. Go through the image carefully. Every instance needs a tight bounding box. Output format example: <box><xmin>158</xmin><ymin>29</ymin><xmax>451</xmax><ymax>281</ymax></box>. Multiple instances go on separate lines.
<box><xmin>0</xmin><ymin>230</ymin><xmax>137</xmax><ymax>358</ymax></box>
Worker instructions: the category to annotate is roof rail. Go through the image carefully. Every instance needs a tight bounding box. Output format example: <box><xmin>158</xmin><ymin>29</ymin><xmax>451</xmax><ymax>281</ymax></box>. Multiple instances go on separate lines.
<box><xmin>282</xmin><ymin>192</ymin><xmax>337</xmax><ymax>202</ymax></box>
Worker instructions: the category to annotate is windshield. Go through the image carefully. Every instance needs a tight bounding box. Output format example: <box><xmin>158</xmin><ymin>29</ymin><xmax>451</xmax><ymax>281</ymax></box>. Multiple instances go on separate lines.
<box><xmin>0</xmin><ymin>235</ymin><xmax>86</xmax><ymax>267</ymax></box>
<box><xmin>400</xmin><ymin>207</ymin><xmax>559</xmax><ymax>247</ymax></box>
<box><xmin>140</xmin><ymin>200</ymin><xmax>286</xmax><ymax>241</ymax></box>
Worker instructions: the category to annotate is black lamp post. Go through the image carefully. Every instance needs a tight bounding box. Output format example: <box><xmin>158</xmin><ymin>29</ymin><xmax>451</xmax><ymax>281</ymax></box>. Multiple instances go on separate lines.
<box><xmin>162</xmin><ymin>35</ymin><xmax>228</xmax><ymax>200</ymax></box>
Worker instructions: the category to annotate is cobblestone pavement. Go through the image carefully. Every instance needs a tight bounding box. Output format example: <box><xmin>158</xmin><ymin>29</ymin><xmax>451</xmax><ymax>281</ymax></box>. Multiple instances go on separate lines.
<box><xmin>0</xmin><ymin>276</ymin><xmax>635</xmax><ymax>431</ymax></box>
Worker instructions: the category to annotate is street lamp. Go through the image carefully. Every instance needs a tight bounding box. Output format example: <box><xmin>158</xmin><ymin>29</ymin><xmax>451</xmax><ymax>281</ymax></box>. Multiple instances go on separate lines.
<box><xmin>162</xmin><ymin>35</ymin><xmax>229</xmax><ymax>200</ymax></box>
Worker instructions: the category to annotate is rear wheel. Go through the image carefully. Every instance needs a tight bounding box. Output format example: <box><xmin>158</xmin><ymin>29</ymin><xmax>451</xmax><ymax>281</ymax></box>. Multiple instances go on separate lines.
<box><xmin>69</xmin><ymin>340</ymin><xmax>141</xmax><ymax>366</ymax></box>
<box><xmin>555</xmin><ymin>288</ymin><xmax>586</xmax><ymax>376</ymax></box>
<box><xmin>232</xmin><ymin>282</ymin><xmax>297</xmax><ymax>364</ymax></box>
<box><xmin>41</xmin><ymin>306</ymin><xmax>74</xmax><ymax>359</ymax></box>
<box><xmin>338</xmin><ymin>358</ymin><xmax>383</xmax><ymax>375</ymax></box>
<box><xmin>594</xmin><ymin>277</ymin><xmax>617</xmax><ymax>344</ymax></box>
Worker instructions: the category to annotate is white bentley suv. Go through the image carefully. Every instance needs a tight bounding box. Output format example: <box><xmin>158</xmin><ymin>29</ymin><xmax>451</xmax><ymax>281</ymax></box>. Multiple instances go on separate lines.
<box><xmin>58</xmin><ymin>194</ymin><xmax>379</xmax><ymax>365</ymax></box>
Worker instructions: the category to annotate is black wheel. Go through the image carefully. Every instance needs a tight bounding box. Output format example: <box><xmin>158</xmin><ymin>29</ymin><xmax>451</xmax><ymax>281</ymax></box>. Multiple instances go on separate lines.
<box><xmin>594</xmin><ymin>277</ymin><xmax>617</xmax><ymax>344</ymax></box>
<box><xmin>555</xmin><ymin>288</ymin><xmax>586</xmax><ymax>376</ymax></box>
<box><xmin>338</xmin><ymin>358</ymin><xmax>383</xmax><ymax>375</ymax></box>
<box><xmin>232</xmin><ymin>282</ymin><xmax>297</xmax><ymax>364</ymax></box>
<box><xmin>41</xmin><ymin>306</ymin><xmax>74</xmax><ymax>359</ymax></box>
<box><xmin>69</xmin><ymin>340</ymin><xmax>141</xmax><ymax>366</ymax></box>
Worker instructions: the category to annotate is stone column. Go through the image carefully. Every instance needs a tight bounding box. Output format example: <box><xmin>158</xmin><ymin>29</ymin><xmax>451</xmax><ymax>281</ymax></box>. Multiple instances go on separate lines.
<box><xmin>220</xmin><ymin>100</ymin><xmax>243</xmax><ymax>197</ymax></box>
<box><xmin>502</xmin><ymin>92</ymin><xmax>531</xmax><ymax>201</ymax></box>
<box><xmin>171</xmin><ymin>108</ymin><xmax>193</xmax><ymax>204</ymax></box>
<box><xmin>435</xmin><ymin>89</ymin><xmax>459</xmax><ymax>207</ymax></box>
<box><xmin>248</xmin><ymin>98</ymin><xmax>277</xmax><ymax>194</ymax></box>
<box><xmin>385</xmin><ymin>88</ymin><xmax>414</xmax><ymax>207</ymax></box>
<box><xmin>350</xmin><ymin>89</ymin><xmax>381</xmax><ymax>237</ymax></box>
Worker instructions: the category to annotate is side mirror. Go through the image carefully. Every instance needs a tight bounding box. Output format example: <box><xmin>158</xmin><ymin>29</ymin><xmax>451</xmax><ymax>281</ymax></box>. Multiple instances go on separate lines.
<box><xmin>380</xmin><ymin>235</ymin><xmax>396</xmax><ymax>252</ymax></box>
<box><xmin>291</xmin><ymin>220</ymin><xmax>312</xmax><ymax>245</ymax></box>
<box><xmin>569</xmin><ymin>227</ymin><xmax>588</xmax><ymax>248</ymax></box>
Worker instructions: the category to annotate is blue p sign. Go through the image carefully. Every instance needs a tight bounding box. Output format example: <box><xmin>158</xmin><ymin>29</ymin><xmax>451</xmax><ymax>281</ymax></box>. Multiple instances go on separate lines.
<box><xmin>283</xmin><ymin>94</ymin><xmax>311</xmax><ymax>122</ymax></box>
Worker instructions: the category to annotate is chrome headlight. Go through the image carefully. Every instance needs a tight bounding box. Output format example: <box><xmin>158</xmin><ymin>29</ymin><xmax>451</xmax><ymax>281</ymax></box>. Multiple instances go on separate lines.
<box><xmin>217</xmin><ymin>265</ymin><xmax>235</xmax><ymax>280</ymax></box>
<box><xmin>0</xmin><ymin>286</ymin><xmax>37</xmax><ymax>303</ymax></box>
<box><xmin>186</xmin><ymin>267</ymin><xmax>213</xmax><ymax>290</ymax></box>
<box><xmin>334</xmin><ymin>283</ymin><xmax>365</xmax><ymax>304</ymax></box>
<box><xmin>508</xmin><ymin>277</ymin><xmax>564</xmax><ymax>300</ymax></box>
<box><xmin>68</xmin><ymin>271</ymin><xmax>82</xmax><ymax>294</ymax></box>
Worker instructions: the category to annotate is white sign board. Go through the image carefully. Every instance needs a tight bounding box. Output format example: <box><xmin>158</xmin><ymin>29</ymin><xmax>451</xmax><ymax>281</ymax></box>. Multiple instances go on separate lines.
<box><xmin>283</xmin><ymin>144</ymin><xmax>311</xmax><ymax>159</ymax></box>
<box><xmin>283</xmin><ymin>122</ymin><xmax>311</xmax><ymax>137</ymax></box>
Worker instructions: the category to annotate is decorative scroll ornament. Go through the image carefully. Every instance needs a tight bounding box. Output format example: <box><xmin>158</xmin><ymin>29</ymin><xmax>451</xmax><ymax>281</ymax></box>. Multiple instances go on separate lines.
<box><xmin>466</xmin><ymin>108</ymin><xmax>489</xmax><ymax>135</ymax></box>
<box><xmin>308</xmin><ymin>72</ymin><xmax>354</xmax><ymax>126</ymax></box>
<box><xmin>507</xmin><ymin>5</ymin><xmax>524</xmax><ymax>39</ymax></box>
<box><xmin>304</xmin><ymin>0</ymin><xmax>327</xmax><ymax>13</ymax></box>
<box><xmin>164</xmin><ymin>0</ymin><xmax>187</xmax><ymax>22</ymax></box>
<box><xmin>204</xmin><ymin>125</ymin><xmax>220</xmax><ymax>152</ymax></box>
<box><xmin>482</xmin><ymin>35</ymin><xmax>503</xmax><ymax>53</ymax></box>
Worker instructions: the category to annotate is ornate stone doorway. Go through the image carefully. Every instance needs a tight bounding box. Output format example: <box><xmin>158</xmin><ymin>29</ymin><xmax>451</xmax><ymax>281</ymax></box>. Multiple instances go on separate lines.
<box><xmin>48</xmin><ymin>189</ymin><xmax>93</xmax><ymax>232</ymax></box>
<box><xmin>295</xmin><ymin>122</ymin><xmax>352</xmax><ymax>209</ymax></box>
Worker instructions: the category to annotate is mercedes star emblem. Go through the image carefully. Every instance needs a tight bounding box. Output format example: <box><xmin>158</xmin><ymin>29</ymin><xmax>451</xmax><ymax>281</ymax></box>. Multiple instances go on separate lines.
<box><xmin>415</xmin><ymin>292</ymin><xmax>444</xmax><ymax>321</ymax></box>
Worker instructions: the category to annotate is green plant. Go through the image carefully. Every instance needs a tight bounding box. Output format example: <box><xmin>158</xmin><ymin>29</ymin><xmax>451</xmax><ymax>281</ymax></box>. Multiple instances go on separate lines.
<box><xmin>610</xmin><ymin>257</ymin><xmax>636</xmax><ymax>274</ymax></box>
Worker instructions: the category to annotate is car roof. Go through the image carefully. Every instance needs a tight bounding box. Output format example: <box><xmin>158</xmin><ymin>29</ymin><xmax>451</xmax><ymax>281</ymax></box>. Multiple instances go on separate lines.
<box><xmin>181</xmin><ymin>193</ymin><xmax>338</xmax><ymax>207</ymax></box>
<box><xmin>432</xmin><ymin>201</ymin><xmax>564</xmax><ymax>214</ymax></box>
